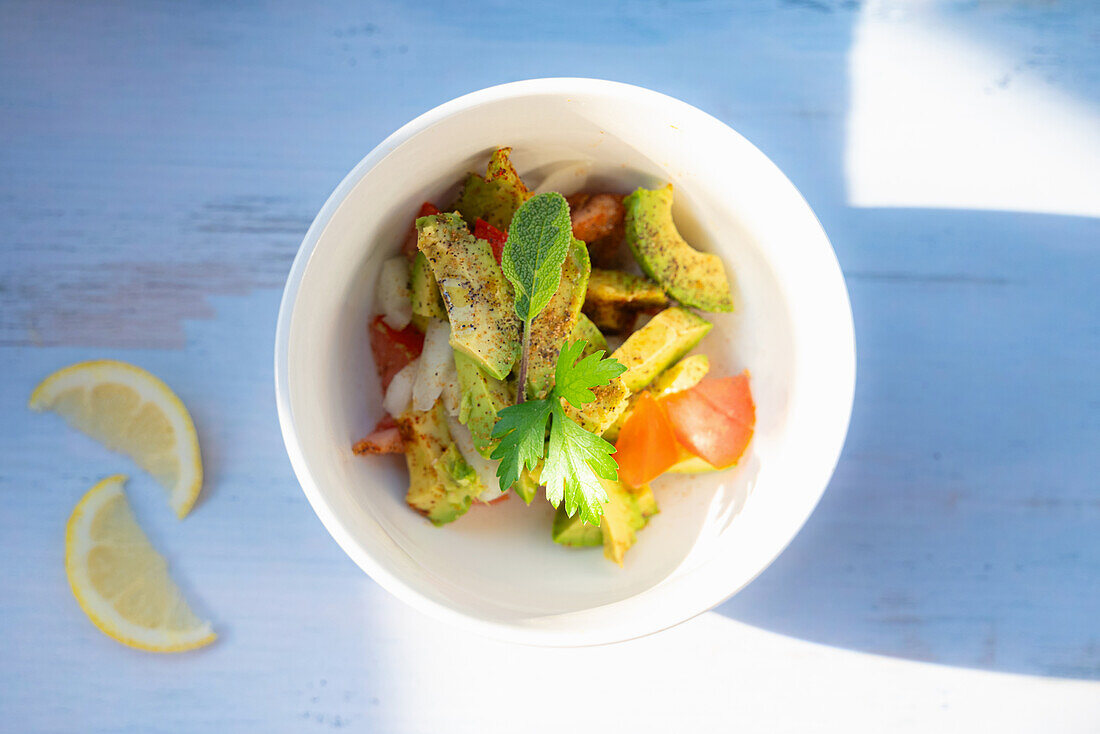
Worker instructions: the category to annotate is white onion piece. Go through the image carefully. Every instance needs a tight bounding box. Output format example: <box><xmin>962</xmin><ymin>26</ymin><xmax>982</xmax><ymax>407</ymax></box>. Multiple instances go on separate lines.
<box><xmin>377</xmin><ymin>256</ymin><xmax>412</xmax><ymax>330</ymax></box>
<box><xmin>532</xmin><ymin>161</ymin><xmax>591</xmax><ymax>196</ymax></box>
<box><xmin>382</xmin><ymin>358</ymin><xmax>418</xmax><ymax>418</ymax></box>
<box><xmin>440</xmin><ymin>357</ymin><xmax>461</xmax><ymax>417</ymax></box>
<box><xmin>412</xmin><ymin>318</ymin><xmax>452</xmax><ymax>412</ymax></box>
<box><xmin>445</xmin><ymin>413</ymin><xmax>505</xmax><ymax>503</ymax></box>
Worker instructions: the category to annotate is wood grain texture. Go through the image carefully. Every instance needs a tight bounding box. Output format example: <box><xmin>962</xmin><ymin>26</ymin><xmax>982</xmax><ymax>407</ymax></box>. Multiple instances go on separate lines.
<box><xmin>1</xmin><ymin>0</ymin><xmax>1097</xmax><ymax>731</ymax></box>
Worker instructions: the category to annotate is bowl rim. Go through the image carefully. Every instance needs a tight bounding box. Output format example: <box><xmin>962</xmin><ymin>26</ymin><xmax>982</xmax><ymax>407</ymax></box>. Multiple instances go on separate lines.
<box><xmin>274</xmin><ymin>77</ymin><xmax>856</xmax><ymax>646</ymax></box>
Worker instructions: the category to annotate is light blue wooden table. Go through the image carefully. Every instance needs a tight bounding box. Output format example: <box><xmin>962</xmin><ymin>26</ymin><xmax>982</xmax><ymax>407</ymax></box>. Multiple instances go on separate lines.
<box><xmin>2</xmin><ymin>1</ymin><xmax>1097</xmax><ymax>731</ymax></box>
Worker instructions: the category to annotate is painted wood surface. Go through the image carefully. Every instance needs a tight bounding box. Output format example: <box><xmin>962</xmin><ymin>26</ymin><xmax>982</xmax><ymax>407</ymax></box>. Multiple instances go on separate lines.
<box><xmin>1</xmin><ymin>1</ymin><xmax>1097</xmax><ymax>731</ymax></box>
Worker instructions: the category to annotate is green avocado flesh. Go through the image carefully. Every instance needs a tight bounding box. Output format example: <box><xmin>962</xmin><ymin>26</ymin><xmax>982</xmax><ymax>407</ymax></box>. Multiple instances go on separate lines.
<box><xmin>582</xmin><ymin>268</ymin><xmax>669</xmax><ymax>334</ymax></box>
<box><xmin>399</xmin><ymin>400</ymin><xmax>486</xmax><ymax>526</ymax></box>
<box><xmin>526</xmin><ymin>238</ymin><xmax>591</xmax><ymax>398</ymax></box>
<box><xmin>623</xmin><ymin>185</ymin><xmax>734</xmax><ymax>312</ymax></box>
<box><xmin>599</xmin><ymin>478</ymin><xmax>653</xmax><ymax>566</ymax></box>
<box><xmin>570</xmin><ymin>313</ymin><xmax>607</xmax><ymax>357</ymax></box>
<box><xmin>416</xmin><ymin>213</ymin><xmax>520</xmax><ymax>380</ymax></box>
<box><xmin>613</xmin><ymin>307</ymin><xmax>712</xmax><ymax>393</ymax></box>
<box><xmin>552</xmin><ymin>505</ymin><xmax>602</xmax><ymax>547</ymax></box>
<box><xmin>552</xmin><ymin>480</ymin><xmax>659</xmax><ymax>562</ymax></box>
<box><xmin>453</xmin><ymin>147</ymin><xmax>530</xmax><ymax>230</ymax></box>
<box><xmin>410</xmin><ymin>251</ymin><xmax>447</xmax><ymax>332</ymax></box>
<box><xmin>454</xmin><ymin>351</ymin><xmax>513</xmax><ymax>460</ymax></box>
<box><xmin>563</xmin><ymin>377</ymin><xmax>630</xmax><ymax>436</ymax></box>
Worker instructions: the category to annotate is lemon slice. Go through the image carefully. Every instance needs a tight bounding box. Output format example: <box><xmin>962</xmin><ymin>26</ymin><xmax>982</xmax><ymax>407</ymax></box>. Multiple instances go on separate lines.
<box><xmin>66</xmin><ymin>475</ymin><xmax>216</xmax><ymax>652</ymax></box>
<box><xmin>29</xmin><ymin>360</ymin><xmax>203</xmax><ymax>518</ymax></box>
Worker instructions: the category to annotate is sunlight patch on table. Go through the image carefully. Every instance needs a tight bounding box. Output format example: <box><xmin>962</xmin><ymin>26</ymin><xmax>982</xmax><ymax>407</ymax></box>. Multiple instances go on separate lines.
<box><xmin>845</xmin><ymin>2</ymin><xmax>1100</xmax><ymax>219</ymax></box>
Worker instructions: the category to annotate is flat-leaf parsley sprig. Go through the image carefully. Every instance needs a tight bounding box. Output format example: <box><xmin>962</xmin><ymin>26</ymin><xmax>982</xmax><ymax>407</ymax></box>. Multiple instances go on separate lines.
<box><xmin>491</xmin><ymin>340</ymin><xmax>626</xmax><ymax>525</ymax></box>
<box><xmin>491</xmin><ymin>192</ymin><xmax>627</xmax><ymax>524</ymax></box>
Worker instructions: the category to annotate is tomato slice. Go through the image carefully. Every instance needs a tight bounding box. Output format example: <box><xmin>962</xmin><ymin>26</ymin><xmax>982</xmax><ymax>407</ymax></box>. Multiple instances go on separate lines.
<box><xmin>402</xmin><ymin>202</ymin><xmax>443</xmax><ymax>260</ymax></box>
<box><xmin>662</xmin><ymin>372</ymin><xmax>755</xmax><ymax>470</ymax></box>
<box><xmin>352</xmin><ymin>417</ymin><xmax>404</xmax><ymax>455</ymax></box>
<box><xmin>613</xmin><ymin>393</ymin><xmax>691</xmax><ymax>487</ymax></box>
<box><xmin>474</xmin><ymin>218</ymin><xmax>508</xmax><ymax>264</ymax></box>
<box><xmin>369</xmin><ymin>315</ymin><xmax>423</xmax><ymax>390</ymax></box>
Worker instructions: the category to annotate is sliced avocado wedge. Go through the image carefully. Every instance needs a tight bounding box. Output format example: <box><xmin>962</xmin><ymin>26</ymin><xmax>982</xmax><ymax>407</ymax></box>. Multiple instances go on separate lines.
<box><xmin>631</xmin><ymin>483</ymin><xmax>659</xmax><ymax>520</ymax></box>
<box><xmin>666</xmin><ymin>455</ymin><xmax>718</xmax><ymax>474</ymax></box>
<box><xmin>613</xmin><ymin>307</ymin><xmax>712</xmax><ymax>392</ymax></box>
<box><xmin>399</xmin><ymin>400</ymin><xmax>486</xmax><ymax>525</ymax></box>
<box><xmin>416</xmin><ymin>212</ymin><xmax>521</xmax><ymax>380</ymax></box>
<box><xmin>514</xmin><ymin>468</ymin><xmax>540</xmax><ymax>505</ymax></box>
<box><xmin>453</xmin><ymin>147</ymin><xmax>530</xmax><ymax>230</ymax></box>
<box><xmin>410</xmin><ymin>251</ymin><xmax>447</xmax><ymax>332</ymax></box>
<box><xmin>526</xmin><ymin>238</ymin><xmax>591</xmax><ymax>398</ymax></box>
<box><xmin>563</xmin><ymin>377</ymin><xmax>630</xmax><ymax>436</ymax></box>
<box><xmin>570</xmin><ymin>313</ymin><xmax>607</xmax><ymax>358</ymax></box>
<box><xmin>552</xmin><ymin>504</ymin><xmax>603</xmax><ymax>547</ymax></box>
<box><xmin>599</xmin><ymin>478</ymin><xmax>646</xmax><ymax>566</ymax></box>
<box><xmin>624</xmin><ymin>185</ymin><xmax>734</xmax><ymax>312</ymax></box>
<box><xmin>604</xmin><ymin>354</ymin><xmax>710</xmax><ymax>442</ymax></box>
<box><xmin>454</xmin><ymin>351</ymin><xmax>513</xmax><ymax>459</ymax></box>
<box><xmin>583</xmin><ymin>268</ymin><xmax>669</xmax><ymax>334</ymax></box>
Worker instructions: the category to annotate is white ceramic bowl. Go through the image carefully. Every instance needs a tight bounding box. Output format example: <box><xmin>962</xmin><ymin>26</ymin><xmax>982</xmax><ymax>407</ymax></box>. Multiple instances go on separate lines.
<box><xmin>275</xmin><ymin>78</ymin><xmax>855</xmax><ymax>646</ymax></box>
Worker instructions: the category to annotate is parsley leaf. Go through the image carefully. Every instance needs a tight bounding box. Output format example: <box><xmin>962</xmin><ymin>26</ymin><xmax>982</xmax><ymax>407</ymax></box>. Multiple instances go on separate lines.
<box><xmin>489</xmin><ymin>399</ymin><xmax>552</xmax><ymax>494</ymax></box>
<box><xmin>542</xmin><ymin>400</ymin><xmax>617</xmax><ymax>525</ymax></box>
<box><xmin>500</xmin><ymin>192</ymin><xmax>572</xmax><ymax>323</ymax></box>
<box><xmin>490</xmin><ymin>339</ymin><xmax>625</xmax><ymax>524</ymax></box>
<box><xmin>553</xmin><ymin>340</ymin><xmax>627</xmax><ymax>408</ymax></box>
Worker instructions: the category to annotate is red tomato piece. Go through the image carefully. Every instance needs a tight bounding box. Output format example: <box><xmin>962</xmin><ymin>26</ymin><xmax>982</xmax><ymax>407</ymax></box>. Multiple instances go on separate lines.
<box><xmin>613</xmin><ymin>393</ymin><xmax>691</xmax><ymax>487</ymax></box>
<box><xmin>401</xmin><ymin>202</ymin><xmax>443</xmax><ymax>260</ymax></box>
<box><xmin>662</xmin><ymin>372</ymin><xmax>755</xmax><ymax>470</ymax></box>
<box><xmin>474</xmin><ymin>218</ymin><xmax>508</xmax><ymax>264</ymax></box>
<box><xmin>352</xmin><ymin>425</ymin><xmax>404</xmax><ymax>455</ymax></box>
<box><xmin>369</xmin><ymin>315</ymin><xmax>423</xmax><ymax>390</ymax></box>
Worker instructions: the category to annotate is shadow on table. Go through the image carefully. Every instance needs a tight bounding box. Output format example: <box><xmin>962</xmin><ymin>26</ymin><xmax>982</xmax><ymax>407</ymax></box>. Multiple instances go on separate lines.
<box><xmin>705</xmin><ymin>1</ymin><xmax>1100</xmax><ymax>680</ymax></box>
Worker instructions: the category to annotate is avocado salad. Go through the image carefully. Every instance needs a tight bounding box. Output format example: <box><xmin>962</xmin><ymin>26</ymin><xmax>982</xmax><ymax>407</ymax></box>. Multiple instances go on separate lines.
<box><xmin>354</xmin><ymin>148</ymin><xmax>756</xmax><ymax>566</ymax></box>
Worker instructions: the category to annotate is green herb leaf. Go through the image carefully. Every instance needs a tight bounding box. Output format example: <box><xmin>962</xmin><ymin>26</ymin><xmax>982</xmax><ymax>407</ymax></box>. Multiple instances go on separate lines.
<box><xmin>488</xmin><ymin>339</ymin><xmax>625</xmax><ymax>523</ymax></box>
<box><xmin>552</xmin><ymin>340</ymin><xmax>628</xmax><ymax>409</ymax></box>
<box><xmin>489</xmin><ymin>399</ymin><xmax>552</xmax><ymax>493</ymax></box>
<box><xmin>500</xmin><ymin>192</ymin><xmax>573</xmax><ymax>323</ymax></box>
<box><xmin>542</xmin><ymin>400</ymin><xmax>616</xmax><ymax>525</ymax></box>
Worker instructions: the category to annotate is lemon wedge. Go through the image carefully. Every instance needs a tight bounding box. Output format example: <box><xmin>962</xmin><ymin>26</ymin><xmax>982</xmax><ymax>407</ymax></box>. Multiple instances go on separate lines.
<box><xmin>30</xmin><ymin>360</ymin><xmax>203</xmax><ymax>518</ymax></box>
<box><xmin>66</xmin><ymin>475</ymin><xmax>216</xmax><ymax>652</ymax></box>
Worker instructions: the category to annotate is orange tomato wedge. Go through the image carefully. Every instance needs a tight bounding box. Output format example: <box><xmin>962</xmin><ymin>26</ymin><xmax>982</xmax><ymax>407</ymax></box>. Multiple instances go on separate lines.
<box><xmin>663</xmin><ymin>372</ymin><xmax>755</xmax><ymax>470</ymax></box>
<box><xmin>613</xmin><ymin>393</ymin><xmax>691</xmax><ymax>487</ymax></box>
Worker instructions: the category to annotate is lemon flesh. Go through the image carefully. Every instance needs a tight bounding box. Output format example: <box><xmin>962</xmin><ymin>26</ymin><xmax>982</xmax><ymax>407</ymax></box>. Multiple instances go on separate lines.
<box><xmin>65</xmin><ymin>475</ymin><xmax>215</xmax><ymax>652</ymax></box>
<box><xmin>30</xmin><ymin>360</ymin><xmax>203</xmax><ymax>518</ymax></box>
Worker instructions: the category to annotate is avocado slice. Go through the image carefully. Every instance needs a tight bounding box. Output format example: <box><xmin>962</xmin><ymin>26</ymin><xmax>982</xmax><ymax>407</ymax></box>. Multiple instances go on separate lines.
<box><xmin>454</xmin><ymin>351</ymin><xmax>514</xmax><ymax>459</ymax></box>
<box><xmin>453</xmin><ymin>147</ymin><xmax>530</xmax><ymax>230</ymax></box>
<box><xmin>552</xmin><ymin>479</ymin><xmax>656</xmax><ymax>557</ymax></box>
<box><xmin>514</xmin><ymin>468</ymin><xmax>540</xmax><ymax>505</ymax></box>
<box><xmin>604</xmin><ymin>354</ymin><xmax>710</xmax><ymax>441</ymax></box>
<box><xmin>410</xmin><ymin>251</ymin><xmax>447</xmax><ymax>332</ymax></box>
<box><xmin>599</xmin><ymin>477</ymin><xmax>647</xmax><ymax>566</ymax></box>
<box><xmin>624</xmin><ymin>185</ymin><xmax>734</xmax><ymax>312</ymax></box>
<box><xmin>666</xmin><ymin>455</ymin><xmax>718</xmax><ymax>474</ymax></box>
<box><xmin>416</xmin><ymin>213</ymin><xmax>521</xmax><ymax>380</ymax></box>
<box><xmin>398</xmin><ymin>400</ymin><xmax>486</xmax><ymax>525</ymax></box>
<box><xmin>551</xmin><ymin>504</ymin><xmax>603</xmax><ymax>547</ymax></box>
<box><xmin>570</xmin><ymin>313</ymin><xmax>607</xmax><ymax>357</ymax></box>
<box><xmin>526</xmin><ymin>238</ymin><xmax>591</xmax><ymax>398</ymax></box>
<box><xmin>583</xmin><ymin>268</ymin><xmax>669</xmax><ymax>334</ymax></box>
<box><xmin>631</xmin><ymin>483</ymin><xmax>660</xmax><ymax>520</ymax></box>
<box><xmin>613</xmin><ymin>307</ymin><xmax>712</xmax><ymax>392</ymax></box>
<box><xmin>563</xmin><ymin>377</ymin><xmax>631</xmax><ymax>436</ymax></box>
